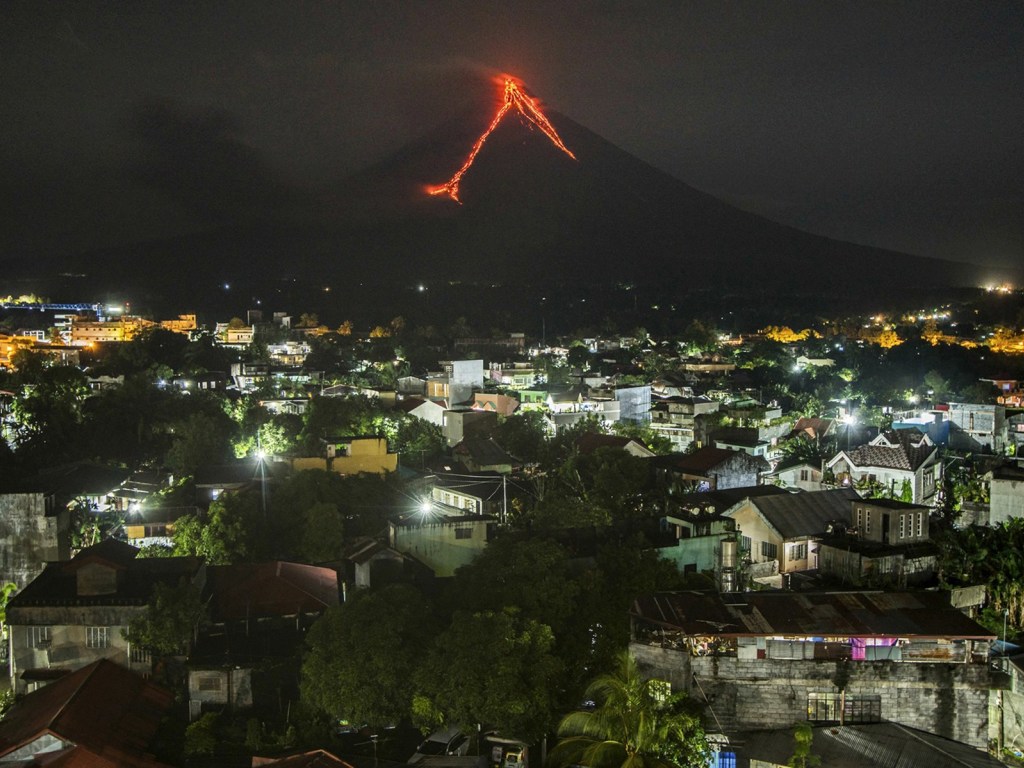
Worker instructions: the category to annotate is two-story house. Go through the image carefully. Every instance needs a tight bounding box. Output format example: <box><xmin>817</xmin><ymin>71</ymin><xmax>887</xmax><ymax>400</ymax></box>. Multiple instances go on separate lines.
<box><xmin>6</xmin><ymin>539</ymin><xmax>203</xmax><ymax>693</ymax></box>
<box><xmin>827</xmin><ymin>430</ymin><xmax>941</xmax><ymax>503</ymax></box>
<box><xmin>818</xmin><ymin>497</ymin><xmax>937</xmax><ymax>587</ymax></box>
<box><xmin>725</xmin><ymin>488</ymin><xmax>860</xmax><ymax>576</ymax></box>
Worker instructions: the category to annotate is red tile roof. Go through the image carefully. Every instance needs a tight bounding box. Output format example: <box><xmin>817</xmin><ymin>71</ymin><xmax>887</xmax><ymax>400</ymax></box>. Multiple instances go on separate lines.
<box><xmin>253</xmin><ymin>749</ymin><xmax>355</xmax><ymax>767</ymax></box>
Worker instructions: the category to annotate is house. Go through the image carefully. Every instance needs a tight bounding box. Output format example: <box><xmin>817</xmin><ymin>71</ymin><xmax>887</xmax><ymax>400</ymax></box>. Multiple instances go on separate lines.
<box><xmin>630</xmin><ymin>590</ymin><xmax>999</xmax><ymax>749</ymax></box>
<box><xmin>788</xmin><ymin>416</ymin><xmax>834</xmax><ymax>441</ymax></box>
<box><xmin>817</xmin><ymin>498</ymin><xmax>937</xmax><ymax>587</ymax></box>
<box><xmin>725</xmin><ymin>488</ymin><xmax>860</xmax><ymax>575</ymax></box>
<box><xmin>471</xmin><ymin>391</ymin><xmax>520</xmax><ymax>417</ymax></box>
<box><xmin>6</xmin><ymin>539</ymin><xmax>203</xmax><ymax>693</ymax></box>
<box><xmin>827</xmin><ymin>430</ymin><xmax>941</xmax><ymax>503</ymax></box>
<box><xmin>711</xmin><ymin>427</ymin><xmax>770</xmax><ymax>459</ymax></box>
<box><xmin>342</xmin><ymin>538</ymin><xmax>409</xmax><ymax>589</ymax></box>
<box><xmin>444</xmin><ymin>410</ymin><xmax>497</xmax><ymax>447</ymax></box>
<box><xmin>399</xmin><ymin>396</ymin><xmax>447</xmax><ymax>427</ymax></box>
<box><xmin>649</xmin><ymin>396</ymin><xmax>720</xmax><ymax>451</ymax></box>
<box><xmin>767</xmin><ymin>459</ymin><xmax>826</xmax><ymax>491</ymax></box>
<box><xmin>389</xmin><ymin>511</ymin><xmax>497</xmax><ymax>577</ymax></box>
<box><xmin>947</xmin><ymin>401</ymin><xmax>1006</xmax><ymax>453</ymax></box>
<box><xmin>452</xmin><ymin>437</ymin><xmax>518</xmax><ymax>473</ymax></box>
<box><xmin>431</xmin><ymin>471</ymin><xmax>506</xmax><ymax>517</ymax></box>
<box><xmin>652</xmin><ymin>447</ymin><xmax>769</xmax><ymax>492</ymax></box>
<box><xmin>194</xmin><ymin>459</ymin><xmax>262</xmax><ymax>505</ymax></box>
<box><xmin>188</xmin><ymin>561</ymin><xmax>339</xmax><ymax>719</ymax></box>
<box><xmin>291</xmin><ymin>436</ymin><xmax>398</xmax><ymax>476</ymax></box>
<box><xmin>0</xmin><ymin>659</ymin><xmax>174</xmax><ymax>767</ymax></box>
<box><xmin>123</xmin><ymin>504</ymin><xmax>196</xmax><ymax>548</ymax></box>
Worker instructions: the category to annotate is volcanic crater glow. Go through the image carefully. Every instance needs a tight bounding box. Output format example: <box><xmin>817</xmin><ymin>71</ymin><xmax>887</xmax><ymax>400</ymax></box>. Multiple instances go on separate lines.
<box><xmin>427</xmin><ymin>76</ymin><xmax>577</xmax><ymax>203</ymax></box>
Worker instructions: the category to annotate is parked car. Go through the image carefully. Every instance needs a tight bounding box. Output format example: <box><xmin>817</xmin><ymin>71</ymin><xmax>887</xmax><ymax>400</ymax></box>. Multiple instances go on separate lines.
<box><xmin>408</xmin><ymin>727</ymin><xmax>470</xmax><ymax>763</ymax></box>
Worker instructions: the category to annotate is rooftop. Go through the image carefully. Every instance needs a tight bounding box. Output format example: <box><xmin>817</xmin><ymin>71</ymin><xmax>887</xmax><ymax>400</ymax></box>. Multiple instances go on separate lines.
<box><xmin>632</xmin><ymin>590</ymin><xmax>995</xmax><ymax>640</ymax></box>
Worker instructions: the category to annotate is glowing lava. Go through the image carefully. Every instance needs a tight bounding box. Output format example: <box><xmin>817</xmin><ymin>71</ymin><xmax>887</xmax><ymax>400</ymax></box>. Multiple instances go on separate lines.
<box><xmin>428</xmin><ymin>76</ymin><xmax>576</xmax><ymax>202</ymax></box>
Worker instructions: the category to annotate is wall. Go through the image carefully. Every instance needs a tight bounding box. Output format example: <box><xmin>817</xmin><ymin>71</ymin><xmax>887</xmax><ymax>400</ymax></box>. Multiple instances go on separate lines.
<box><xmin>390</xmin><ymin>519</ymin><xmax>492</xmax><ymax>577</ymax></box>
<box><xmin>990</xmin><ymin>477</ymin><xmax>1024</xmax><ymax>526</ymax></box>
<box><xmin>630</xmin><ymin>642</ymin><xmax>995</xmax><ymax>749</ymax></box>
<box><xmin>0</xmin><ymin>494</ymin><xmax>70</xmax><ymax>590</ymax></box>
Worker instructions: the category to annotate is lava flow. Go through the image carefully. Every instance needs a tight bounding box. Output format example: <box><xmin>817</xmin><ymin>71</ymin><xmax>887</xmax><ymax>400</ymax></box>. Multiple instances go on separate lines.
<box><xmin>427</xmin><ymin>76</ymin><xmax>577</xmax><ymax>202</ymax></box>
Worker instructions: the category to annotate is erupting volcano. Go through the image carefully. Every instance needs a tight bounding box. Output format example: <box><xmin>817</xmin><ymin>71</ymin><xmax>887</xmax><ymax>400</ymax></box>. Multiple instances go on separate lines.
<box><xmin>427</xmin><ymin>76</ymin><xmax>577</xmax><ymax>202</ymax></box>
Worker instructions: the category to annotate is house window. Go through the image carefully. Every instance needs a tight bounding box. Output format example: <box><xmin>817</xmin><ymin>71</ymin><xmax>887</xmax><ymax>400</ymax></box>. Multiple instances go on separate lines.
<box><xmin>455</xmin><ymin>527</ymin><xmax>472</xmax><ymax>540</ymax></box>
<box><xmin>198</xmin><ymin>675</ymin><xmax>222</xmax><ymax>692</ymax></box>
<box><xmin>740</xmin><ymin>536</ymin><xmax>751</xmax><ymax>554</ymax></box>
<box><xmin>865</xmin><ymin>513</ymin><xmax>872</xmax><ymax>535</ymax></box>
<box><xmin>791</xmin><ymin>543</ymin><xmax>807</xmax><ymax>561</ymax></box>
<box><xmin>761</xmin><ymin>541</ymin><xmax>778</xmax><ymax>560</ymax></box>
<box><xmin>916</xmin><ymin>512</ymin><xmax>924</xmax><ymax>537</ymax></box>
<box><xmin>856</xmin><ymin>508</ymin><xmax>863</xmax><ymax>529</ymax></box>
<box><xmin>28</xmin><ymin>626</ymin><xmax>51</xmax><ymax>648</ymax></box>
<box><xmin>807</xmin><ymin>692</ymin><xmax>881</xmax><ymax>724</ymax></box>
<box><xmin>899</xmin><ymin>515</ymin><xmax>906</xmax><ymax>539</ymax></box>
<box><xmin>87</xmin><ymin>626</ymin><xmax>110</xmax><ymax>649</ymax></box>
<box><xmin>799</xmin><ymin>469</ymin><xmax>809</xmax><ymax>482</ymax></box>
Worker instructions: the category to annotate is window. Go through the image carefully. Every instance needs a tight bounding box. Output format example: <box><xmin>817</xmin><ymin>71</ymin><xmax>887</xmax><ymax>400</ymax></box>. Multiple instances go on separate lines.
<box><xmin>916</xmin><ymin>512</ymin><xmax>924</xmax><ymax>537</ymax></box>
<box><xmin>87</xmin><ymin>626</ymin><xmax>110</xmax><ymax>649</ymax></box>
<box><xmin>799</xmin><ymin>469</ymin><xmax>809</xmax><ymax>482</ymax></box>
<box><xmin>455</xmin><ymin>527</ymin><xmax>472</xmax><ymax>540</ymax></box>
<box><xmin>761</xmin><ymin>541</ymin><xmax>778</xmax><ymax>559</ymax></box>
<box><xmin>865</xmin><ymin>513</ymin><xmax>872</xmax><ymax>535</ymax></box>
<box><xmin>899</xmin><ymin>514</ymin><xmax>906</xmax><ymax>539</ymax></box>
<box><xmin>28</xmin><ymin>626</ymin><xmax>51</xmax><ymax>648</ymax></box>
<box><xmin>856</xmin><ymin>508</ymin><xmax>863</xmax><ymax>529</ymax></box>
<box><xmin>791</xmin><ymin>543</ymin><xmax>807</xmax><ymax>561</ymax></box>
<box><xmin>740</xmin><ymin>535</ymin><xmax>751</xmax><ymax>554</ymax></box>
<box><xmin>197</xmin><ymin>675</ymin><xmax>222</xmax><ymax>692</ymax></box>
<box><xmin>807</xmin><ymin>692</ymin><xmax>881</xmax><ymax>724</ymax></box>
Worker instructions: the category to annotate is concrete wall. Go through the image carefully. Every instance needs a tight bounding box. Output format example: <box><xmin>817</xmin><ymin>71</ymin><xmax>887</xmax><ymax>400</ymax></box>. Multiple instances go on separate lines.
<box><xmin>630</xmin><ymin>642</ymin><xmax>995</xmax><ymax>749</ymax></box>
<box><xmin>990</xmin><ymin>477</ymin><xmax>1024</xmax><ymax>526</ymax></box>
<box><xmin>390</xmin><ymin>519</ymin><xmax>492</xmax><ymax>577</ymax></box>
<box><xmin>0</xmin><ymin>493</ymin><xmax>70</xmax><ymax>590</ymax></box>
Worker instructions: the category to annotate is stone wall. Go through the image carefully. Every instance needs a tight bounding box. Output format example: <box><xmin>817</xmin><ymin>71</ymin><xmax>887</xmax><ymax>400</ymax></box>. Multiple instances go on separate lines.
<box><xmin>630</xmin><ymin>642</ymin><xmax>996</xmax><ymax>748</ymax></box>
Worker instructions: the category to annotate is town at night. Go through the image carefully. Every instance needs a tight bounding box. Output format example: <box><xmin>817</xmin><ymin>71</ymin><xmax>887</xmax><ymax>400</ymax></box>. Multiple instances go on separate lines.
<box><xmin>1</xmin><ymin>3</ymin><xmax>1023</xmax><ymax>767</ymax></box>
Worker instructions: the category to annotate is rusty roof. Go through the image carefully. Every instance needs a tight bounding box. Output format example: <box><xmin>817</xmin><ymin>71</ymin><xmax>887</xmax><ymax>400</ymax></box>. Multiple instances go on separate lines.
<box><xmin>0</xmin><ymin>659</ymin><xmax>173</xmax><ymax>767</ymax></box>
<box><xmin>204</xmin><ymin>561</ymin><xmax>339</xmax><ymax>623</ymax></box>
<box><xmin>632</xmin><ymin>591</ymin><xmax>996</xmax><ymax>639</ymax></box>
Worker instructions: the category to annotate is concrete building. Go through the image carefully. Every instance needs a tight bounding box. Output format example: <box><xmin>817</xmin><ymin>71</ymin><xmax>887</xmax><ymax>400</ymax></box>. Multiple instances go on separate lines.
<box><xmin>987</xmin><ymin>464</ymin><xmax>1024</xmax><ymax>525</ymax></box>
<box><xmin>947</xmin><ymin>402</ymin><xmax>1006</xmax><ymax>454</ymax></box>
<box><xmin>630</xmin><ymin>590</ymin><xmax>999</xmax><ymax>749</ymax></box>
<box><xmin>6</xmin><ymin>540</ymin><xmax>203</xmax><ymax>693</ymax></box>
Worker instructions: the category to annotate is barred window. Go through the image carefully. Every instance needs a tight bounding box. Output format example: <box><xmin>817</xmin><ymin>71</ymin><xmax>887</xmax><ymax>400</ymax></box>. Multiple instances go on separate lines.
<box><xmin>86</xmin><ymin>626</ymin><xmax>110</xmax><ymax>649</ymax></box>
<box><xmin>28</xmin><ymin>626</ymin><xmax>51</xmax><ymax>648</ymax></box>
<box><xmin>455</xmin><ymin>527</ymin><xmax>472</xmax><ymax>540</ymax></box>
<box><xmin>807</xmin><ymin>692</ymin><xmax>881</xmax><ymax>723</ymax></box>
<box><xmin>761</xmin><ymin>541</ymin><xmax>778</xmax><ymax>559</ymax></box>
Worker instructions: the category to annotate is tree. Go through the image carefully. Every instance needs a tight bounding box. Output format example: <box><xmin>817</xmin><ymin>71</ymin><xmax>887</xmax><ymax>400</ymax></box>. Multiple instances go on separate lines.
<box><xmin>298</xmin><ymin>502</ymin><xmax>345</xmax><ymax>563</ymax></box>
<box><xmin>165</xmin><ymin>411</ymin><xmax>233</xmax><ymax>477</ymax></box>
<box><xmin>125</xmin><ymin>581</ymin><xmax>205</xmax><ymax>656</ymax></box>
<box><xmin>549</xmin><ymin>652</ymin><xmax>707</xmax><ymax>768</ymax></box>
<box><xmin>494</xmin><ymin>411</ymin><xmax>550</xmax><ymax>465</ymax></box>
<box><xmin>0</xmin><ymin>582</ymin><xmax>17</xmax><ymax>645</ymax></box>
<box><xmin>412</xmin><ymin>610</ymin><xmax>562</xmax><ymax>742</ymax></box>
<box><xmin>787</xmin><ymin>721</ymin><xmax>821</xmax><ymax>768</ymax></box>
<box><xmin>172</xmin><ymin>495</ymin><xmax>255</xmax><ymax>564</ymax></box>
<box><xmin>301</xmin><ymin>584</ymin><xmax>435</xmax><ymax>728</ymax></box>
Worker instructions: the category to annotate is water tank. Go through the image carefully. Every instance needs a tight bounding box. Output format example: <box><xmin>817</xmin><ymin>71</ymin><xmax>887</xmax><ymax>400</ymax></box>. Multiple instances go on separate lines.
<box><xmin>721</xmin><ymin>538</ymin><xmax>738</xmax><ymax>569</ymax></box>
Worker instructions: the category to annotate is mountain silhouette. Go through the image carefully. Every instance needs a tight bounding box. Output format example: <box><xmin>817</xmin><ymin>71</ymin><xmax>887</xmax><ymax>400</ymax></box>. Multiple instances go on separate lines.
<box><xmin>4</xmin><ymin>77</ymin><xmax>1015</xmax><ymax>316</ymax></box>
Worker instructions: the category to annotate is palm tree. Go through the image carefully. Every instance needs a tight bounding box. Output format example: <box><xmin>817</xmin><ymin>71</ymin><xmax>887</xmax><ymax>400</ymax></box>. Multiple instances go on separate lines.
<box><xmin>548</xmin><ymin>652</ymin><xmax>706</xmax><ymax>768</ymax></box>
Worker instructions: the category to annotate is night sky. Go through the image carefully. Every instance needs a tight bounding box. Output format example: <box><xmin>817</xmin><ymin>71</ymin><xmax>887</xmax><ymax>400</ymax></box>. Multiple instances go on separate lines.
<box><xmin>3</xmin><ymin>1</ymin><xmax>1022</xmax><ymax>269</ymax></box>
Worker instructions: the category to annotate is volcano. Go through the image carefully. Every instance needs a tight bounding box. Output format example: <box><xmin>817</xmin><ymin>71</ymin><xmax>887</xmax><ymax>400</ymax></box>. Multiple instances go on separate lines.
<box><xmin>5</xmin><ymin>74</ymin><xmax>1014</xmax><ymax>314</ymax></box>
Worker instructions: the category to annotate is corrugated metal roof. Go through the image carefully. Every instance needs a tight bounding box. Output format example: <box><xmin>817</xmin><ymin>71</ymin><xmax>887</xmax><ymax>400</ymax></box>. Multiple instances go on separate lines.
<box><xmin>632</xmin><ymin>590</ymin><xmax>996</xmax><ymax>639</ymax></box>
<box><xmin>745</xmin><ymin>488</ymin><xmax>859</xmax><ymax>538</ymax></box>
<box><xmin>731</xmin><ymin>722</ymin><xmax>1003</xmax><ymax>767</ymax></box>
